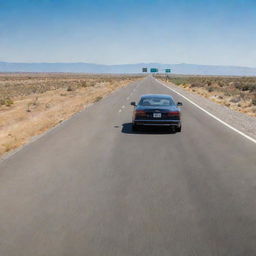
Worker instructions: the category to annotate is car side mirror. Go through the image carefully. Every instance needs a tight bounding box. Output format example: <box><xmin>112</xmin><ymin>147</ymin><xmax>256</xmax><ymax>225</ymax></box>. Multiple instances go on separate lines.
<box><xmin>177</xmin><ymin>102</ymin><xmax>183</xmax><ymax>106</ymax></box>
<box><xmin>130</xmin><ymin>101</ymin><xmax>136</xmax><ymax>106</ymax></box>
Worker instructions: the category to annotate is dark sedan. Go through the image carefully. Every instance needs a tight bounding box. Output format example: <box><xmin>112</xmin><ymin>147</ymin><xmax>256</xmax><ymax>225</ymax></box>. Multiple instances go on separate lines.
<box><xmin>130</xmin><ymin>94</ymin><xmax>182</xmax><ymax>132</ymax></box>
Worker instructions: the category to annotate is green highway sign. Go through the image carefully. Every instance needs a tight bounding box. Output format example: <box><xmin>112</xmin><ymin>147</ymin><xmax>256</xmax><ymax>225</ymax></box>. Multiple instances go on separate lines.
<box><xmin>142</xmin><ymin>68</ymin><xmax>148</xmax><ymax>72</ymax></box>
<box><xmin>165</xmin><ymin>69</ymin><xmax>171</xmax><ymax>73</ymax></box>
<box><xmin>150</xmin><ymin>68</ymin><xmax>158</xmax><ymax>73</ymax></box>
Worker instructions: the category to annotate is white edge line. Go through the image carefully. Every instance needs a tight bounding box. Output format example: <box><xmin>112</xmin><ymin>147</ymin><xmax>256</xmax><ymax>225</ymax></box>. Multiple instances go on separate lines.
<box><xmin>156</xmin><ymin>78</ymin><xmax>256</xmax><ymax>145</ymax></box>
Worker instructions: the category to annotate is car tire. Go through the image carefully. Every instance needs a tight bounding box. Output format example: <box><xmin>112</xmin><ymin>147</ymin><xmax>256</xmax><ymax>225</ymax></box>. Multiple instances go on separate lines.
<box><xmin>132</xmin><ymin>124</ymin><xmax>139</xmax><ymax>131</ymax></box>
<box><xmin>175</xmin><ymin>126</ymin><xmax>182</xmax><ymax>132</ymax></box>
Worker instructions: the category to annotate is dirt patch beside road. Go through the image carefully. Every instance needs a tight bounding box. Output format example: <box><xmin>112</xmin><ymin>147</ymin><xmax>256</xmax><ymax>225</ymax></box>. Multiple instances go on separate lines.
<box><xmin>0</xmin><ymin>73</ymin><xmax>142</xmax><ymax>156</ymax></box>
<box><xmin>157</xmin><ymin>75</ymin><xmax>256</xmax><ymax>117</ymax></box>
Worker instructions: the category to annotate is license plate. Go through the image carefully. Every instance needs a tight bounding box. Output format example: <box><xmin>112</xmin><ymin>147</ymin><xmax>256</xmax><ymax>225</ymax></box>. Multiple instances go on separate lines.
<box><xmin>153</xmin><ymin>113</ymin><xmax>161</xmax><ymax>118</ymax></box>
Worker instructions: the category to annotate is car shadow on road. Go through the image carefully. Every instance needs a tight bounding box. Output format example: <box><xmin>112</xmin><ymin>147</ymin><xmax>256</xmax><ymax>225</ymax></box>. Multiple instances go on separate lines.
<box><xmin>121</xmin><ymin>123</ymin><xmax>176</xmax><ymax>135</ymax></box>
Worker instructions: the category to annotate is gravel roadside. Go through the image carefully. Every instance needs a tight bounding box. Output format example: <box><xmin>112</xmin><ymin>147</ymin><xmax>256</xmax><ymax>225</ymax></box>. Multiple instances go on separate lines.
<box><xmin>157</xmin><ymin>78</ymin><xmax>256</xmax><ymax>141</ymax></box>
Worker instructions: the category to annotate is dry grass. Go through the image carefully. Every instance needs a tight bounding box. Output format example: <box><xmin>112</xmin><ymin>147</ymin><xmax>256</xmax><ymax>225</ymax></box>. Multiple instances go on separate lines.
<box><xmin>0</xmin><ymin>73</ymin><xmax>142</xmax><ymax>156</ymax></box>
<box><xmin>157</xmin><ymin>75</ymin><xmax>256</xmax><ymax>117</ymax></box>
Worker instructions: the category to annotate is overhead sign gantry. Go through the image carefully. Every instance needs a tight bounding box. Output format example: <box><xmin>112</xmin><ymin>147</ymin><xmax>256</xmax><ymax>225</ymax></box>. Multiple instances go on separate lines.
<box><xmin>150</xmin><ymin>68</ymin><xmax>158</xmax><ymax>73</ymax></box>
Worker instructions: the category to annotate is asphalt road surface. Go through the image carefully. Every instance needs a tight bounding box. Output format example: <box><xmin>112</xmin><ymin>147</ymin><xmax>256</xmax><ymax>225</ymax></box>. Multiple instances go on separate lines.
<box><xmin>1</xmin><ymin>76</ymin><xmax>256</xmax><ymax>256</ymax></box>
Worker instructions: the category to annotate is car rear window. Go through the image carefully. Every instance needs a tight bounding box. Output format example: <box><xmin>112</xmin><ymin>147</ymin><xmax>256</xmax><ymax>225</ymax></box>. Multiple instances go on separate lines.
<box><xmin>139</xmin><ymin>97</ymin><xmax>175</xmax><ymax>106</ymax></box>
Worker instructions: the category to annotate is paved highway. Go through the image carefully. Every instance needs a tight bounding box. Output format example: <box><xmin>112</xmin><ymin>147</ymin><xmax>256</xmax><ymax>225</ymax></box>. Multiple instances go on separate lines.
<box><xmin>0</xmin><ymin>76</ymin><xmax>256</xmax><ymax>256</ymax></box>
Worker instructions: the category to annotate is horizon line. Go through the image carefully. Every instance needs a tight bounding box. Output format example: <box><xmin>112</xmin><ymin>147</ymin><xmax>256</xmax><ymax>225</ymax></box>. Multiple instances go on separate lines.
<box><xmin>0</xmin><ymin>61</ymin><xmax>256</xmax><ymax>69</ymax></box>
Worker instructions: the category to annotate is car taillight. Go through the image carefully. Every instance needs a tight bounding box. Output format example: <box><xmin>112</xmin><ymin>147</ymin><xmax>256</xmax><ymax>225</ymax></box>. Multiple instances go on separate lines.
<box><xmin>135</xmin><ymin>110</ymin><xmax>146</xmax><ymax>116</ymax></box>
<box><xmin>167</xmin><ymin>111</ymin><xmax>180</xmax><ymax>117</ymax></box>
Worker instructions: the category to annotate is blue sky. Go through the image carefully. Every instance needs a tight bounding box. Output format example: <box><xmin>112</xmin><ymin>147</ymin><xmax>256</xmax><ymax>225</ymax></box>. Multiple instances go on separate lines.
<box><xmin>0</xmin><ymin>0</ymin><xmax>256</xmax><ymax>67</ymax></box>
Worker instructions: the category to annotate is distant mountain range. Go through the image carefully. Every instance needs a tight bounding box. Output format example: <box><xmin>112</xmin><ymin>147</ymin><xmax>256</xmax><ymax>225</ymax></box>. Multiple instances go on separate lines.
<box><xmin>1</xmin><ymin>62</ymin><xmax>256</xmax><ymax>76</ymax></box>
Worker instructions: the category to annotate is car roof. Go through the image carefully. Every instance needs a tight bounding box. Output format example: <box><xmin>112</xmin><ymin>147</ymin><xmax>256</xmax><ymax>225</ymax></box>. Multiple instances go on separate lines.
<box><xmin>140</xmin><ymin>94</ymin><xmax>173</xmax><ymax>99</ymax></box>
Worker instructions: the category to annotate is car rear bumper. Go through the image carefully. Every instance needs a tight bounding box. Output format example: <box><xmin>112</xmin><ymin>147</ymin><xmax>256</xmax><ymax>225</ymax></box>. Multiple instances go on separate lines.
<box><xmin>134</xmin><ymin>119</ymin><xmax>181</xmax><ymax>126</ymax></box>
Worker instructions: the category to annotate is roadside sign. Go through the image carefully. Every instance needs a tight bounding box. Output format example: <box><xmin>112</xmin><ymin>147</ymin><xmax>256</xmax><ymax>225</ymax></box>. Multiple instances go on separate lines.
<box><xmin>142</xmin><ymin>68</ymin><xmax>147</xmax><ymax>73</ymax></box>
<box><xmin>165</xmin><ymin>69</ymin><xmax>171</xmax><ymax>73</ymax></box>
<box><xmin>150</xmin><ymin>68</ymin><xmax>158</xmax><ymax>73</ymax></box>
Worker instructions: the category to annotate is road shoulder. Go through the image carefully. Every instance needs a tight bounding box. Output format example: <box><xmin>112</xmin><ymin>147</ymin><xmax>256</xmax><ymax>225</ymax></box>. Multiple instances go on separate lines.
<box><xmin>156</xmin><ymin>78</ymin><xmax>256</xmax><ymax>142</ymax></box>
